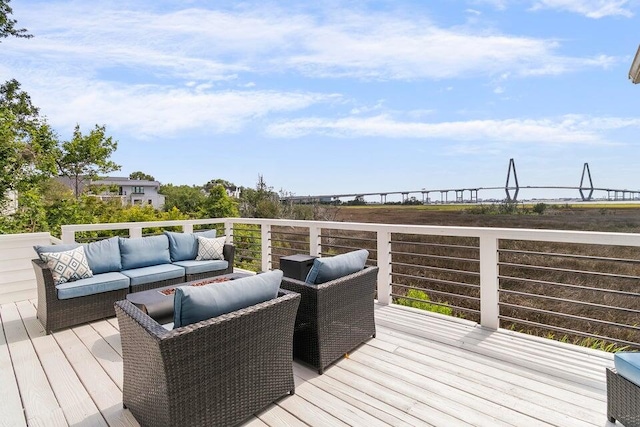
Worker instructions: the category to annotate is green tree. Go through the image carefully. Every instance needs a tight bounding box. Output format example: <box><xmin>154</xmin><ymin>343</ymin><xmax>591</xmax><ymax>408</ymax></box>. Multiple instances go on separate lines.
<box><xmin>161</xmin><ymin>184</ymin><xmax>206</xmax><ymax>217</ymax></box>
<box><xmin>129</xmin><ymin>171</ymin><xmax>156</xmax><ymax>181</ymax></box>
<box><xmin>202</xmin><ymin>185</ymin><xmax>239</xmax><ymax>218</ymax></box>
<box><xmin>204</xmin><ymin>178</ymin><xmax>235</xmax><ymax>192</ymax></box>
<box><xmin>56</xmin><ymin>124</ymin><xmax>120</xmax><ymax>199</ymax></box>
<box><xmin>239</xmin><ymin>175</ymin><xmax>282</xmax><ymax>218</ymax></box>
<box><xmin>0</xmin><ymin>0</ymin><xmax>32</xmax><ymax>41</ymax></box>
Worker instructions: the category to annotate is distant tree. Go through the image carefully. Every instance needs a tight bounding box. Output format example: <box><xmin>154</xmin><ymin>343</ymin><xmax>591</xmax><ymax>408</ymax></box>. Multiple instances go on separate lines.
<box><xmin>56</xmin><ymin>124</ymin><xmax>120</xmax><ymax>199</ymax></box>
<box><xmin>202</xmin><ymin>185</ymin><xmax>239</xmax><ymax>218</ymax></box>
<box><xmin>0</xmin><ymin>0</ymin><xmax>32</xmax><ymax>42</ymax></box>
<box><xmin>129</xmin><ymin>171</ymin><xmax>156</xmax><ymax>181</ymax></box>
<box><xmin>204</xmin><ymin>178</ymin><xmax>235</xmax><ymax>192</ymax></box>
<box><xmin>239</xmin><ymin>175</ymin><xmax>282</xmax><ymax>218</ymax></box>
<box><xmin>160</xmin><ymin>184</ymin><xmax>206</xmax><ymax>217</ymax></box>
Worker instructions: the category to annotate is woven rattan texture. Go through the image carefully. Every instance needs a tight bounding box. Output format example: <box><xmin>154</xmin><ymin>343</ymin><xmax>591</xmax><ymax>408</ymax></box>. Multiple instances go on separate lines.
<box><xmin>280</xmin><ymin>266</ymin><xmax>378</xmax><ymax>374</ymax></box>
<box><xmin>115</xmin><ymin>289</ymin><xmax>300</xmax><ymax>427</ymax></box>
<box><xmin>33</xmin><ymin>259</ymin><xmax>128</xmax><ymax>334</ymax></box>
<box><xmin>607</xmin><ymin>367</ymin><xmax>640</xmax><ymax>426</ymax></box>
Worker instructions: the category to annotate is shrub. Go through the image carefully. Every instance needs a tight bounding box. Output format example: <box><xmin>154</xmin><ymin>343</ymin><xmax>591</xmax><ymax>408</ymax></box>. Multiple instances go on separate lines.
<box><xmin>396</xmin><ymin>289</ymin><xmax>453</xmax><ymax>316</ymax></box>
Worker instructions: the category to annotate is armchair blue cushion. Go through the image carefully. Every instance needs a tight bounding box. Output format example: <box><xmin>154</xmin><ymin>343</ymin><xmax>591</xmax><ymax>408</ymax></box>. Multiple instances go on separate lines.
<box><xmin>174</xmin><ymin>270</ymin><xmax>282</xmax><ymax>328</ymax></box>
<box><xmin>305</xmin><ymin>249</ymin><xmax>369</xmax><ymax>284</ymax></box>
<box><xmin>614</xmin><ymin>352</ymin><xmax>640</xmax><ymax>388</ymax></box>
<box><xmin>119</xmin><ymin>235</ymin><xmax>171</xmax><ymax>270</ymax></box>
<box><xmin>34</xmin><ymin>243</ymin><xmax>80</xmax><ymax>259</ymax></box>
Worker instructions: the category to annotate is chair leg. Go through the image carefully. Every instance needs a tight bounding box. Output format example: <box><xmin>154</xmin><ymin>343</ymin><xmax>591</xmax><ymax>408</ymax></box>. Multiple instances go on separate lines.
<box><xmin>608</xmin><ymin>415</ymin><xmax>615</xmax><ymax>423</ymax></box>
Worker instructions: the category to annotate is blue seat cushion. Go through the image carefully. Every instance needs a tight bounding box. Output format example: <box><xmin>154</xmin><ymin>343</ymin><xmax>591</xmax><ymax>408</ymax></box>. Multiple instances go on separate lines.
<box><xmin>119</xmin><ymin>235</ymin><xmax>171</xmax><ymax>270</ymax></box>
<box><xmin>56</xmin><ymin>272</ymin><xmax>130</xmax><ymax>300</ymax></box>
<box><xmin>164</xmin><ymin>230</ymin><xmax>216</xmax><ymax>262</ymax></box>
<box><xmin>83</xmin><ymin>237</ymin><xmax>122</xmax><ymax>274</ymax></box>
<box><xmin>174</xmin><ymin>269</ymin><xmax>282</xmax><ymax>328</ymax></box>
<box><xmin>172</xmin><ymin>260</ymin><xmax>228</xmax><ymax>275</ymax></box>
<box><xmin>305</xmin><ymin>249</ymin><xmax>369</xmax><ymax>284</ymax></box>
<box><xmin>614</xmin><ymin>352</ymin><xmax>640</xmax><ymax>388</ymax></box>
<box><xmin>121</xmin><ymin>264</ymin><xmax>185</xmax><ymax>287</ymax></box>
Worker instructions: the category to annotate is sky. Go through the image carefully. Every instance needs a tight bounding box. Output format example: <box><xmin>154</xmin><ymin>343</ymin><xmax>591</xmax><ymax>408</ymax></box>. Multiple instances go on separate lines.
<box><xmin>2</xmin><ymin>0</ymin><xmax>640</xmax><ymax>201</ymax></box>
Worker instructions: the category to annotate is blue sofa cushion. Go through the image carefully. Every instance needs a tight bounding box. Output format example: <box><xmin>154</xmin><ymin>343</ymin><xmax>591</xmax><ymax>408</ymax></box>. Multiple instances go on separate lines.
<box><xmin>172</xmin><ymin>260</ymin><xmax>228</xmax><ymax>276</ymax></box>
<box><xmin>165</xmin><ymin>231</ymin><xmax>197</xmax><ymax>262</ymax></box>
<box><xmin>614</xmin><ymin>352</ymin><xmax>640</xmax><ymax>388</ymax></box>
<box><xmin>174</xmin><ymin>269</ymin><xmax>282</xmax><ymax>328</ymax></box>
<box><xmin>34</xmin><ymin>243</ymin><xmax>80</xmax><ymax>260</ymax></box>
<box><xmin>83</xmin><ymin>237</ymin><xmax>122</xmax><ymax>274</ymax></box>
<box><xmin>56</xmin><ymin>272</ymin><xmax>130</xmax><ymax>300</ymax></box>
<box><xmin>119</xmin><ymin>235</ymin><xmax>171</xmax><ymax>270</ymax></box>
<box><xmin>121</xmin><ymin>264</ymin><xmax>185</xmax><ymax>287</ymax></box>
<box><xmin>305</xmin><ymin>249</ymin><xmax>369</xmax><ymax>284</ymax></box>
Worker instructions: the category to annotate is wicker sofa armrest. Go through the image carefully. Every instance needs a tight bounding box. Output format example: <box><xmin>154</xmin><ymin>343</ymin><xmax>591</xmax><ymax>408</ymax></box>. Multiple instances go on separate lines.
<box><xmin>115</xmin><ymin>289</ymin><xmax>301</xmax><ymax>426</ymax></box>
<box><xmin>223</xmin><ymin>243</ymin><xmax>234</xmax><ymax>270</ymax></box>
<box><xmin>32</xmin><ymin>259</ymin><xmax>58</xmax><ymax>303</ymax></box>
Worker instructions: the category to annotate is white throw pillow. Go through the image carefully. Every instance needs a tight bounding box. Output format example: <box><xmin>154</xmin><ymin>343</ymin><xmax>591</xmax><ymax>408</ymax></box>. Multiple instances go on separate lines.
<box><xmin>39</xmin><ymin>246</ymin><xmax>93</xmax><ymax>285</ymax></box>
<box><xmin>196</xmin><ymin>236</ymin><xmax>226</xmax><ymax>261</ymax></box>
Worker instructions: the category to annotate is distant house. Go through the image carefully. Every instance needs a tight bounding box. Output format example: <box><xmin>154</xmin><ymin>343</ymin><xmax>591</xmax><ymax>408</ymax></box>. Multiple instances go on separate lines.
<box><xmin>225</xmin><ymin>185</ymin><xmax>240</xmax><ymax>198</ymax></box>
<box><xmin>57</xmin><ymin>176</ymin><xmax>165</xmax><ymax>209</ymax></box>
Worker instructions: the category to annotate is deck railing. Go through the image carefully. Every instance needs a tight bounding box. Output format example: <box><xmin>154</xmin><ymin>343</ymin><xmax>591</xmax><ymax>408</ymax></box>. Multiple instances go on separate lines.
<box><xmin>60</xmin><ymin>218</ymin><xmax>640</xmax><ymax>350</ymax></box>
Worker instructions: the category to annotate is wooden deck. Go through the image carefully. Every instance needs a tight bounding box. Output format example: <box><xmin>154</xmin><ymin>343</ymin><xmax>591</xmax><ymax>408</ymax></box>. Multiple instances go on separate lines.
<box><xmin>0</xmin><ymin>300</ymin><xmax>615</xmax><ymax>427</ymax></box>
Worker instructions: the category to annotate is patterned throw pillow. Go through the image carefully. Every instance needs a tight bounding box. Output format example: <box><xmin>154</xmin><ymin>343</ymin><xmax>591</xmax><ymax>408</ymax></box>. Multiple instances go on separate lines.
<box><xmin>39</xmin><ymin>246</ymin><xmax>93</xmax><ymax>285</ymax></box>
<box><xmin>196</xmin><ymin>236</ymin><xmax>226</xmax><ymax>261</ymax></box>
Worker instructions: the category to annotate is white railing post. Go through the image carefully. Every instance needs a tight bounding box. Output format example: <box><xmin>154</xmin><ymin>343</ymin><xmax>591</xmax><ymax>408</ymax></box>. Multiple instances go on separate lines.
<box><xmin>479</xmin><ymin>234</ymin><xmax>500</xmax><ymax>330</ymax></box>
<box><xmin>376</xmin><ymin>230</ymin><xmax>392</xmax><ymax>305</ymax></box>
<box><xmin>183</xmin><ymin>222</ymin><xmax>193</xmax><ymax>233</ymax></box>
<box><xmin>129</xmin><ymin>227</ymin><xmax>142</xmax><ymax>239</ymax></box>
<box><xmin>261</xmin><ymin>224</ymin><xmax>271</xmax><ymax>272</ymax></box>
<box><xmin>61</xmin><ymin>227</ymin><xmax>76</xmax><ymax>244</ymax></box>
<box><xmin>224</xmin><ymin>220</ymin><xmax>233</xmax><ymax>243</ymax></box>
<box><xmin>309</xmin><ymin>226</ymin><xmax>321</xmax><ymax>257</ymax></box>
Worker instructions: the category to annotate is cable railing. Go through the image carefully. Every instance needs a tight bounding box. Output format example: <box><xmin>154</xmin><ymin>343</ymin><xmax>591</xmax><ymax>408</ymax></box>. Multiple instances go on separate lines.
<box><xmin>59</xmin><ymin>217</ymin><xmax>640</xmax><ymax>350</ymax></box>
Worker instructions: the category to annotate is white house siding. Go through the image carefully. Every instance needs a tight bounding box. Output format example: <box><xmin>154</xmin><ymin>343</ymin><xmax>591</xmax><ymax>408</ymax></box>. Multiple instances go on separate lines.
<box><xmin>0</xmin><ymin>232</ymin><xmax>53</xmax><ymax>303</ymax></box>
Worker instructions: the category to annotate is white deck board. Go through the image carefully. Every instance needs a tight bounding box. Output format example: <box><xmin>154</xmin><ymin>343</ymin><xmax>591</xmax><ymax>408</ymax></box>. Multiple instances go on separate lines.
<box><xmin>0</xmin><ymin>300</ymin><xmax>618</xmax><ymax>427</ymax></box>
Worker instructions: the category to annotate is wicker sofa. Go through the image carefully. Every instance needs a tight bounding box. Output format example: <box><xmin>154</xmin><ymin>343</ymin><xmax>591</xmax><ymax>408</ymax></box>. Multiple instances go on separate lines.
<box><xmin>115</xmin><ymin>289</ymin><xmax>301</xmax><ymax>427</ymax></box>
<box><xmin>32</xmin><ymin>233</ymin><xmax>234</xmax><ymax>334</ymax></box>
<box><xmin>280</xmin><ymin>265</ymin><xmax>378</xmax><ymax>374</ymax></box>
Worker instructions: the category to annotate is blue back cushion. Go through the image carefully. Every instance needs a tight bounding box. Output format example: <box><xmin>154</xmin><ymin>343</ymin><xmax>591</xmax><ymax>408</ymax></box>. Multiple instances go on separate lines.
<box><xmin>165</xmin><ymin>230</ymin><xmax>217</xmax><ymax>262</ymax></box>
<box><xmin>305</xmin><ymin>249</ymin><xmax>369</xmax><ymax>284</ymax></box>
<box><xmin>119</xmin><ymin>235</ymin><xmax>171</xmax><ymax>270</ymax></box>
<box><xmin>34</xmin><ymin>243</ymin><xmax>80</xmax><ymax>260</ymax></box>
<box><xmin>83</xmin><ymin>237</ymin><xmax>122</xmax><ymax>274</ymax></box>
<box><xmin>173</xmin><ymin>269</ymin><xmax>282</xmax><ymax>328</ymax></box>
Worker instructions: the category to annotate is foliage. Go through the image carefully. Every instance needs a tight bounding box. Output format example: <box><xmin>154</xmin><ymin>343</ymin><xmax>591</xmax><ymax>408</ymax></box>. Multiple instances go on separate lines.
<box><xmin>239</xmin><ymin>175</ymin><xmax>282</xmax><ymax>218</ymax></box>
<box><xmin>202</xmin><ymin>185</ymin><xmax>239</xmax><ymax>218</ymax></box>
<box><xmin>161</xmin><ymin>184</ymin><xmax>207</xmax><ymax>217</ymax></box>
<box><xmin>396</xmin><ymin>289</ymin><xmax>453</xmax><ymax>316</ymax></box>
<box><xmin>204</xmin><ymin>178</ymin><xmax>234</xmax><ymax>192</ymax></box>
<box><xmin>0</xmin><ymin>0</ymin><xmax>32</xmax><ymax>41</ymax></box>
<box><xmin>57</xmin><ymin>124</ymin><xmax>120</xmax><ymax>198</ymax></box>
<box><xmin>129</xmin><ymin>171</ymin><xmax>156</xmax><ymax>181</ymax></box>
<box><xmin>532</xmin><ymin>202</ymin><xmax>547</xmax><ymax>215</ymax></box>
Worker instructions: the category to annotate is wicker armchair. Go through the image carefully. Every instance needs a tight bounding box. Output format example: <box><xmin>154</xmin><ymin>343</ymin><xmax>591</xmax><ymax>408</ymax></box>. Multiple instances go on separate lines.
<box><xmin>280</xmin><ymin>266</ymin><xmax>378</xmax><ymax>374</ymax></box>
<box><xmin>115</xmin><ymin>289</ymin><xmax>300</xmax><ymax>427</ymax></box>
<box><xmin>32</xmin><ymin>259</ymin><xmax>129</xmax><ymax>334</ymax></box>
<box><xmin>607</xmin><ymin>367</ymin><xmax>640</xmax><ymax>426</ymax></box>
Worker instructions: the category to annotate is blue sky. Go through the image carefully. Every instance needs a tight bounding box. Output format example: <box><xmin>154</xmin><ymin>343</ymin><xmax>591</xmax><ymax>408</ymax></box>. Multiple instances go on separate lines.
<box><xmin>2</xmin><ymin>0</ymin><xmax>639</xmax><ymax>201</ymax></box>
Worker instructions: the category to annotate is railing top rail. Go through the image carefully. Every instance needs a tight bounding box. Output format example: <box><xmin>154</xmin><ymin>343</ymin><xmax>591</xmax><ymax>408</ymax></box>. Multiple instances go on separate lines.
<box><xmin>62</xmin><ymin>217</ymin><xmax>640</xmax><ymax>247</ymax></box>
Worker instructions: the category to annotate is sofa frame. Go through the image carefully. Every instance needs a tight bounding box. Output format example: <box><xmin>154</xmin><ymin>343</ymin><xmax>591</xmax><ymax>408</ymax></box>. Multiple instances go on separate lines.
<box><xmin>32</xmin><ymin>244</ymin><xmax>235</xmax><ymax>334</ymax></box>
<box><xmin>115</xmin><ymin>289</ymin><xmax>300</xmax><ymax>427</ymax></box>
<box><xmin>607</xmin><ymin>367</ymin><xmax>640</xmax><ymax>426</ymax></box>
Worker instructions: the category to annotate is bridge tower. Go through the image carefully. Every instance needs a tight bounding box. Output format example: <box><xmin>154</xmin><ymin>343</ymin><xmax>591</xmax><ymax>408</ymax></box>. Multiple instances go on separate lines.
<box><xmin>579</xmin><ymin>163</ymin><xmax>594</xmax><ymax>201</ymax></box>
<box><xmin>505</xmin><ymin>158</ymin><xmax>520</xmax><ymax>202</ymax></box>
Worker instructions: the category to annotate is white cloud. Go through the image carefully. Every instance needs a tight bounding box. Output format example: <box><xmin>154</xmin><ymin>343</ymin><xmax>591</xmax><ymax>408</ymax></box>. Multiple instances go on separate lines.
<box><xmin>3</xmin><ymin>2</ymin><xmax>616</xmax><ymax>83</ymax></box>
<box><xmin>530</xmin><ymin>0</ymin><xmax>633</xmax><ymax>18</ymax></box>
<box><xmin>266</xmin><ymin>114</ymin><xmax>640</xmax><ymax>143</ymax></box>
<box><xmin>23</xmin><ymin>76</ymin><xmax>338</xmax><ymax>138</ymax></box>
